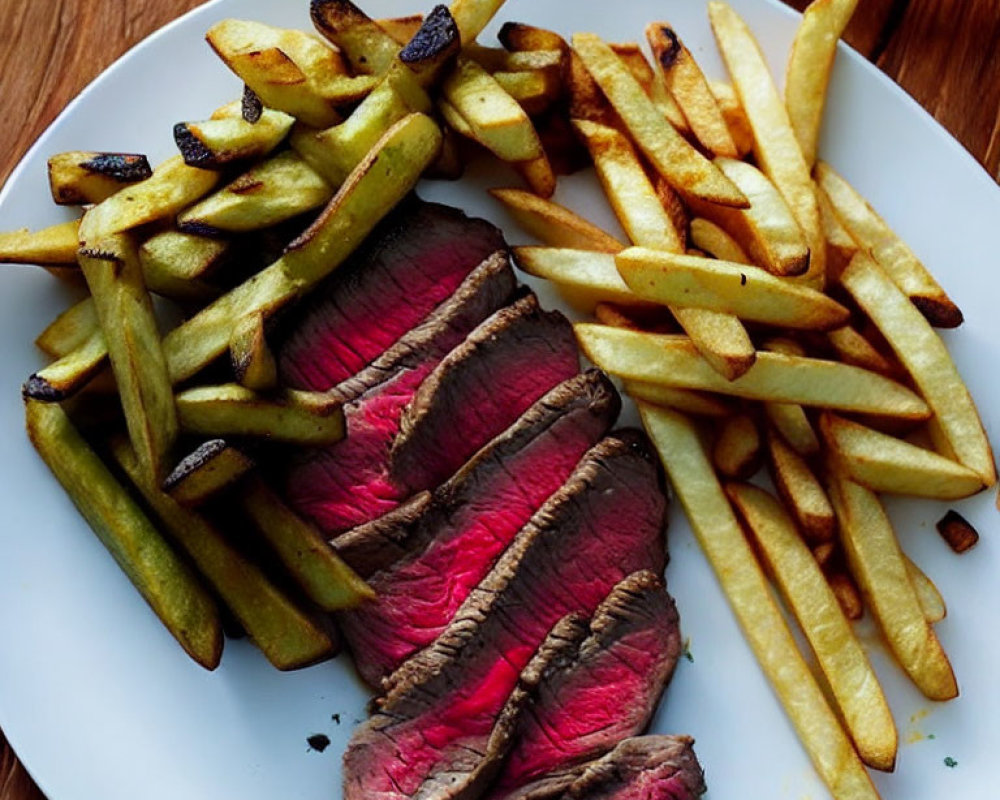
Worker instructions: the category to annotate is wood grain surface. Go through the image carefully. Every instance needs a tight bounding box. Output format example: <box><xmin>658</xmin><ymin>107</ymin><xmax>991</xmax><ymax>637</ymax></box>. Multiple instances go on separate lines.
<box><xmin>1</xmin><ymin>0</ymin><xmax>998</xmax><ymax>798</ymax></box>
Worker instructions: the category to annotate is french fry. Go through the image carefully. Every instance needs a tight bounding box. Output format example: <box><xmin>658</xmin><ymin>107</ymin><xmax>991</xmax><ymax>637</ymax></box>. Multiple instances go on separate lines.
<box><xmin>572</xmin><ymin>121</ymin><xmax>755</xmax><ymax>379</ymax></box>
<box><xmin>35</xmin><ymin>298</ymin><xmax>98</xmax><ymax>359</ymax></box>
<box><xmin>206</xmin><ymin>19</ymin><xmax>377</xmax><ymax>127</ymax></box>
<box><xmin>819</xmin><ymin>412</ymin><xmax>984</xmax><ymax>499</ymax></box>
<box><xmin>138</xmin><ymin>231</ymin><xmax>229</xmax><ymax>302</ymax></box>
<box><xmin>567</xmin><ymin>49</ymin><xmax>620</xmax><ymax>127</ymax></box>
<box><xmin>22</xmin><ymin>331</ymin><xmax>108</xmax><ymax>402</ymax></box>
<box><xmin>727</xmin><ymin>482</ymin><xmax>897</xmax><ymax>772</ymax></box>
<box><xmin>785</xmin><ymin>0</ymin><xmax>860</xmax><ymax>168</ymax></box>
<box><xmin>162</xmin><ymin>439</ymin><xmax>255</xmax><ymax>507</ymax></box>
<box><xmin>79</xmin><ymin>155</ymin><xmax>219</xmax><ymax>245</ymax></box>
<box><xmin>493</xmin><ymin>68</ymin><xmax>562</xmax><ymax>115</ymax></box>
<box><xmin>624</xmin><ymin>380</ymin><xmax>735</xmax><ymax>418</ymax></box>
<box><xmin>685</xmin><ymin>157</ymin><xmax>811</xmax><ymax>277</ymax></box>
<box><xmin>514</xmin><ymin>247</ymin><xmax>643</xmax><ymax>307</ymax></box>
<box><xmin>177</xmin><ymin>151</ymin><xmax>334</xmax><ymax>235</ymax></box>
<box><xmin>25</xmin><ymin>399</ymin><xmax>222</xmax><ymax>669</ymax></box>
<box><xmin>712</xmin><ymin>412</ymin><xmax>762</xmax><ymax>479</ymax></box>
<box><xmin>79</xmin><ymin>234</ymin><xmax>177</xmax><ymax>483</ymax></box>
<box><xmin>816</xmin><ymin>163</ymin><xmax>962</xmax><ymax>327</ymax></box>
<box><xmin>766</xmin><ymin>426</ymin><xmax>835</xmax><ymax>542</ymax></box>
<box><xmin>310</xmin><ymin>0</ymin><xmax>402</xmax><ymax>75</ymax></box>
<box><xmin>442</xmin><ymin>58</ymin><xmax>545</xmax><ymax>162</ymax></box>
<box><xmin>827</xmin><ymin>572</ymin><xmax>864</xmax><ymax>621</ymax></box>
<box><xmin>173</xmin><ymin>106</ymin><xmax>294</xmax><ymax>169</ymax></box>
<box><xmin>112</xmin><ymin>438</ymin><xmax>335</xmax><ymax>671</ymax></box>
<box><xmin>688</xmin><ymin>218</ymin><xmax>750</xmax><ymax>264</ymax></box>
<box><xmin>816</xmin><ymin>177</ymin><xmax>858</xmax><ymax>277</ymax></box>
<box><xmin>638</xmin><ymin>403</ymin><xmax>881</xmax><ymax>800</ymax></box>
<box><xmin>376</xmin><ymin>15</ymin><xmax>425</xmax><ymax>45</ymax></box>
<box><xmin>840</xmin><ymin>253</ymin><xmax>995</xmax><ymax>484</ymax></box>
<box><xmin>708</xmin><ymin>80</ymin><xmax>754</xmax><ymax>158</ymax></box>
<box><xmin>576</xmin><ymin>323</ymin><xmax>930</xmax><ymax>418</ymax></box>
<box><xmin>163</xmin><ymin>112</ymin><xmax>442</xmax><ymax>383</ymax></box>
<box><xmin>240</xmin><ymin>477</ymin><xmax>374</xmax><ymax>611</ymax></box>
<box><xmin>465</xmin><ymin>44</ymin><xmax>564</xmax><ymax>74</ymax></box>
<box><xmin>905</xmin><ymin>555</ymin><xmax>947</xmax><ymax>624</ymax></box>
<box><xmin>827</xmin><ymin>467</ymin><xmax>958</xmax><ymax>700</ymax></box>
<box><xmin>489</xmin><ymin>189</ymin><xmax>624</xmax><ymax>252</ymax></box>
<box><xmin>175</xmin><ymin>384</ymin><xmax>345</xmax><ymax>445</ymax></box>
<box><xmin>615</xmin><ymin>247</ymin><xmax>849</xmax><ymax>330</ymax></box>
<box><xmin>498</xmin><ymin>21</ymin><xmax>566</xmax><ymax>53</ymax></box>
<box><xmin>0</xmin><ymin>219</ymin><xmax>81</xmax><ymax>266</ymax></box>
<box><xmin>572</xmin><ymin>120</ymin><xmax>684</xmax><ymax>253</ymax></box>
<box><xmin>760</xmin><ymin>338</ymin><xmax>820</xmax><ymax>456</ymax></box>
<box><xmin>646</xmin><ymin>23</ymin><xmax>739</xmax><ymax>158</ymax></box>
<box><xmin>826</xmin><ymin>324</ymin><xmax>894</xmax><ymax>376</ymax></box>
<box><xmin>708</xmin><ymin>2</ymin><xmax>825</xmax><ymax>288</ymax></box>
<box><xmin>936</xmin><ymin>510</ymin><xmax>979</xmax><ymax>554</ymax></box>
<box><xmin>606</xmin><ymin>42</ymin><xmax>690</xmax><ymax>135</ymax></box>
<box><xmin>47</xmin><ymin>152</ymin><xmax>152</xmax><ymax>206</ymax></box>
<box><xmin>572</xmin><ymin>33</ymin><xmax>747</xmax><ymax>207</ymax></box>
<box><xmin>448</xmin><ymin>0</ymin><xmax>506</xmax><ymax>45</ymax></box>
<box><xmin>230</xmin><ymin>312</ymin><xmax>278</xmax><ymax>391</ymax></box>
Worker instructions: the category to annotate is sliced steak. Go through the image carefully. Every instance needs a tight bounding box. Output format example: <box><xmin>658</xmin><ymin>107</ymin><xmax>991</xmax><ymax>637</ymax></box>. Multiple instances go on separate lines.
<box><xmin>342</xmin><ymin>432</ymin><xmax>668</xmax><ymax>800</ymax></box>
<box><xmin>561</xmin><ymin>736</ymin><xmax>706</xmax><ymax>800</ymax></box>
<box><xmin>492</xmin><ymin>572</ymin><xmax>681</xmax><ymax>799</ymax></box>
<box><xmin>283</xmin><ymin>254</ymin><xmax>514</xmax><ymax>533</ymax></box>
<box><xmin>388</xmin><ymin>294</ymin><xmax>580</xmax><ymax>494</ymax></box>
<box><xmin>335</xmin><ymin>370</ymin><xmax>621</xmax><ymax>686</ymax></box>
<box><xmin>278</xmin><ymin>197</ymin><xmax>507</xmax><ymax>391</ymax></box>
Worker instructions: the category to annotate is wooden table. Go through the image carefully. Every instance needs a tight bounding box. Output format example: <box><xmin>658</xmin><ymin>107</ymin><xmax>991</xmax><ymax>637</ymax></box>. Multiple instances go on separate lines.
<box><xmin>1</xmin><ymin>0</ymin><xmax>998</xmax><ymax>797</ymax></box>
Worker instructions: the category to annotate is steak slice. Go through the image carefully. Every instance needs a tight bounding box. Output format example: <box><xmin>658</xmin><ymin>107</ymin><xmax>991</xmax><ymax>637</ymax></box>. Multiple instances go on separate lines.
<box><xmin>283</xmin><ymin>254</ymin><xmax>514</xmax><ymax>534</ymax></box>
<box><xmin>342</xmin><ymin>432</ymin><xmax>667</xmax><ymax>800</ymax></box>
<box><xmin>334</xmin><ymin>370</ymin><xmax>621</xmax><ymax>687</ymax></box>
<box><xmin>278</xmin><ymin>197</ymin><xmax>507</xmax><ymax>391</ymax></box>
<box><xmin>491</xmin><ymin>571</ymin><xmax>681</xmax><ymax>799</ymax></box>
<box><xmin>388</xmin><ymin>295</ymin><xmax>580</xmax><ymax>494</ymax></box>
<box><xmin>561</xmin><ymin>736</ymin><xmax>705</xmax><ymax>800</ymax></box>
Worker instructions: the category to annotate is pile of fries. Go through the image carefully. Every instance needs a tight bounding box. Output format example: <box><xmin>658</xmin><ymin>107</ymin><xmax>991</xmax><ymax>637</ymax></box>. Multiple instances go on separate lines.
<box><xmin>1</xmin><ymin>0</ymin><xmax>995</xmax><ymax>796</ymax></box>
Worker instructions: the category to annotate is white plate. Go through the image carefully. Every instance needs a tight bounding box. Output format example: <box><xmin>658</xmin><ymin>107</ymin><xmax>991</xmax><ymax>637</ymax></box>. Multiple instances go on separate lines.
<box><xmin>1</xmin><ymin>1</ymin><xmax>997</xmax><ymax>798</ymax></box>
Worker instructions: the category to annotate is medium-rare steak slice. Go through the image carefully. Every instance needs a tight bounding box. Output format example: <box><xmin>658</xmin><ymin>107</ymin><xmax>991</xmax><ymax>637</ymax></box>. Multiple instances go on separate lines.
<box><xmin>342</xmin><ymin>433</ymin><xmax>667</xmax><ymax>800</ymax></box>
<box><xmin>335</xmin><ymin>369</ymin><xmax>621</xmax><ymax>687</ymax></box>
<box><xmin>561</xmin><ymin>736</ymin><xmax>705</xmax><ymax>800</ymax></box>
<box><xmin>389</xmin><ymin>293</ymin><xmax>580</xmax><ymax>494</ymax></box>
<box><xmin>491</xmin><ymin>571</ymin><xmax>681</xmax><ymax>799</ymax></box>
<box><xmin>283</xmin><ymin>254</ymin><xmax>514</xmax><ymax>533</ymax></box>
<box><xmin>278</xmin><ymin>197</ymin><xmax>507</xmax><ymax>391</ymax></box>
<box><xmin>286</xmin><ymin>292</ymin><xmax>578</xmax><ymax>534</ymax></box>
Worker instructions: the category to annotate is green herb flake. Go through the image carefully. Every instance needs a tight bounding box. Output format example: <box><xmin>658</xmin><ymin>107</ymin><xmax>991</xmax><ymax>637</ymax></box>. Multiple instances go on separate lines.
<box><xmin>944</xmin><ymin>756</ymin><xmax>958</xmax><ymax>768</ymax></box>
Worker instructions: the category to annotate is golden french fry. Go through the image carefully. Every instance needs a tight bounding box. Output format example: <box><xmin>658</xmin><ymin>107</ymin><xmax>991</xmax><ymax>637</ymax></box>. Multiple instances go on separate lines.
<box><xmin>23</xmin><ymin>330</ymin><xmax>108</xmax><ymax>402</ymax></box>
<box><xmin>727</xmin><ymin>482</ymin><xmax>896</xmax><ymax>772</ymax></box>
<box><xmin>162</xmin><ymin>440</ymin><xmax>255</xmax><ymax>507</ymax></box>
<box><xmin>0</xmin><ymin>219</ymin><xmax>81</xmax><ymax>266</ymax></box>
<box><xmin>826</xmin><ymin>324</ymin><xmax>894</xmax><ymax>376</ymax></box>
<box><xmin>624</xmin><ymin>380</ymin><xmax>735</xmax><ymax>417</ymax></box>
<box><xmin>576</xmin><ymin>323</ymin><xmax>930</xmax><ymax>418</ymax></box>
<box><xmin>173</xmin><ymin>106</ymin><xmax>294</xmax><ymax>169</ymax></box>
<box><xmin>816</xmin><ymin>163</ymin><xmax>962</xmax><ymax>327</ymax></box>
<box><xmin>25</xmin><ymin>399</ymin><xmax>222</xmax><ymax>669</ymax></box>
<box><xmin>138</xmin><ymin>231</ymin><xmax>228</xmax><ymax>302</ymax></box>
<box><xmin>639</xmin><ymin>403</ymin><xmax>880</xmax><ymax>800</ymax></box>
<box><xmin>35</xmin><ymin>298</ymin><xmax>98</xmax><ymax>359</ymax></box>
<box><xmin>448</xmin><ymin>0</ymin><xmax>506</xmax><ymax>45</ymax></box>
<box><xmin>819</xmin><ymin>412</ymin><xmax>984</xmax><ymax>499</ymax></box>
<box><xmin>760</xmin><ymin>338</ymin><xmax>819</xmax><ymax>456</ymax></box>
<box><xmin>376</xmin><ymin>14</ymin><xmax>425</xmax><ymax>45</ymax></box>
<box><xmin>708</xmin><ymin>80</ymin><xmax>754</xmax><ymax>157</ymax></box>
<box><xmin>608</xmin><ymin>42</ymin><xmax>690</xmax><ymax>134</ymax></box>
<box><xmin>175</xmin><ymin>384</ymin><xmax>345</xmax><ymax>445</ymax></box>
<box><xmin>840</xmin><ymin>253</ymin><xmax>994</xmax><ymax>485</ymax></box>
<box><xmin>766</xmin><ymin>426</ymin><xmax>835</xmax><ymax>543</ymax></box>
<box><xmin>615</xmin><ymin>247</ymin><xmax>849</xmax><ymax>329</ymax></box>
<box><xmin>712</xmin><ymin>412</ymin><xmax>762</xmax><ymax>479</ymax></box>
<box><xmin>465</xmin><ymin>44</ymin><xmax>564</xmax><ymax>74</ymax></box>
<box><xmin>827</xmin><ymin>467</ymin><xmax>958</xmax><ymax>701</ymax></box>
<box><xmin>905</xmin><ymin>555</ymin><xmax>947</xmax><ymax>624</ymax></box>
<box><xmin>689</xmin><ymin>218</ymin><xmax>750</xmax><ymax>264</ymax></box>
<box><xmin>572</xmin><ymin>32</ymin><xmax>747</xmax><ymax>207</ymax></box>
<box><xmin>685</xmin><ymin>157</ymin><xmax>810</xmax><ymax>277</ymax></box>
<box><xmin>493</xmin><ymin>69</ymin><xmax>562</xmax><ymax>115</ymax></box>
<box><xmin>310</xmin><ymin>0</ymin><xmax>402</xmax><ymax>75</ymax></box>
<box><xmin>514</xmin><ymin>247</ymin><xmax>645</xmax><ymax>307</ymax></box>
<box><xmin>489</xmin><ymin>188</ymin><xmax>624</xmax><ymax>252</ymax></box>
<box><xmin>47</xmin><ymin>152</ymin><xmax>152</xmax><ymax>206</ymax></box>
<box><xmin>79</xmin><ymin>156</ymin><xmax>219</xmax><ymax>245</ymax></box>
<box><xmin>79</xmin><ymin>234</ymin><xmax>177</xmax><ymax>483</ymax></box>
<box><xmin>498</xmin><ymin>21</ymin><xmax>566</xmax><ymax>52</ymax></box>
<box><xmin>646</xmin><ymin>23</ymin><xmax>739</xmax><ymax>157</ymax></box>
<box><xmin>816</xmin><ymin>177</ymin><xmax>858</xmax><ymax>278</ymax></box>
<box><xmin>177</xmin><ymin>151</ymin><xmax>333</xmax><ymax>235</ymax></box>
<box><xmin>708</xmin><ymin>2</ymin><xmax>825</xmax><ymax>287</ymax></box>
<box><xmin>785</xmin><ymin>0</ymin><xmax>860</xmax><ymax>167</ymax></box>
<box><xmin>163</xmin><ymin>112</ymin><xmax>442</xmax><ymax>383</ymax></box>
